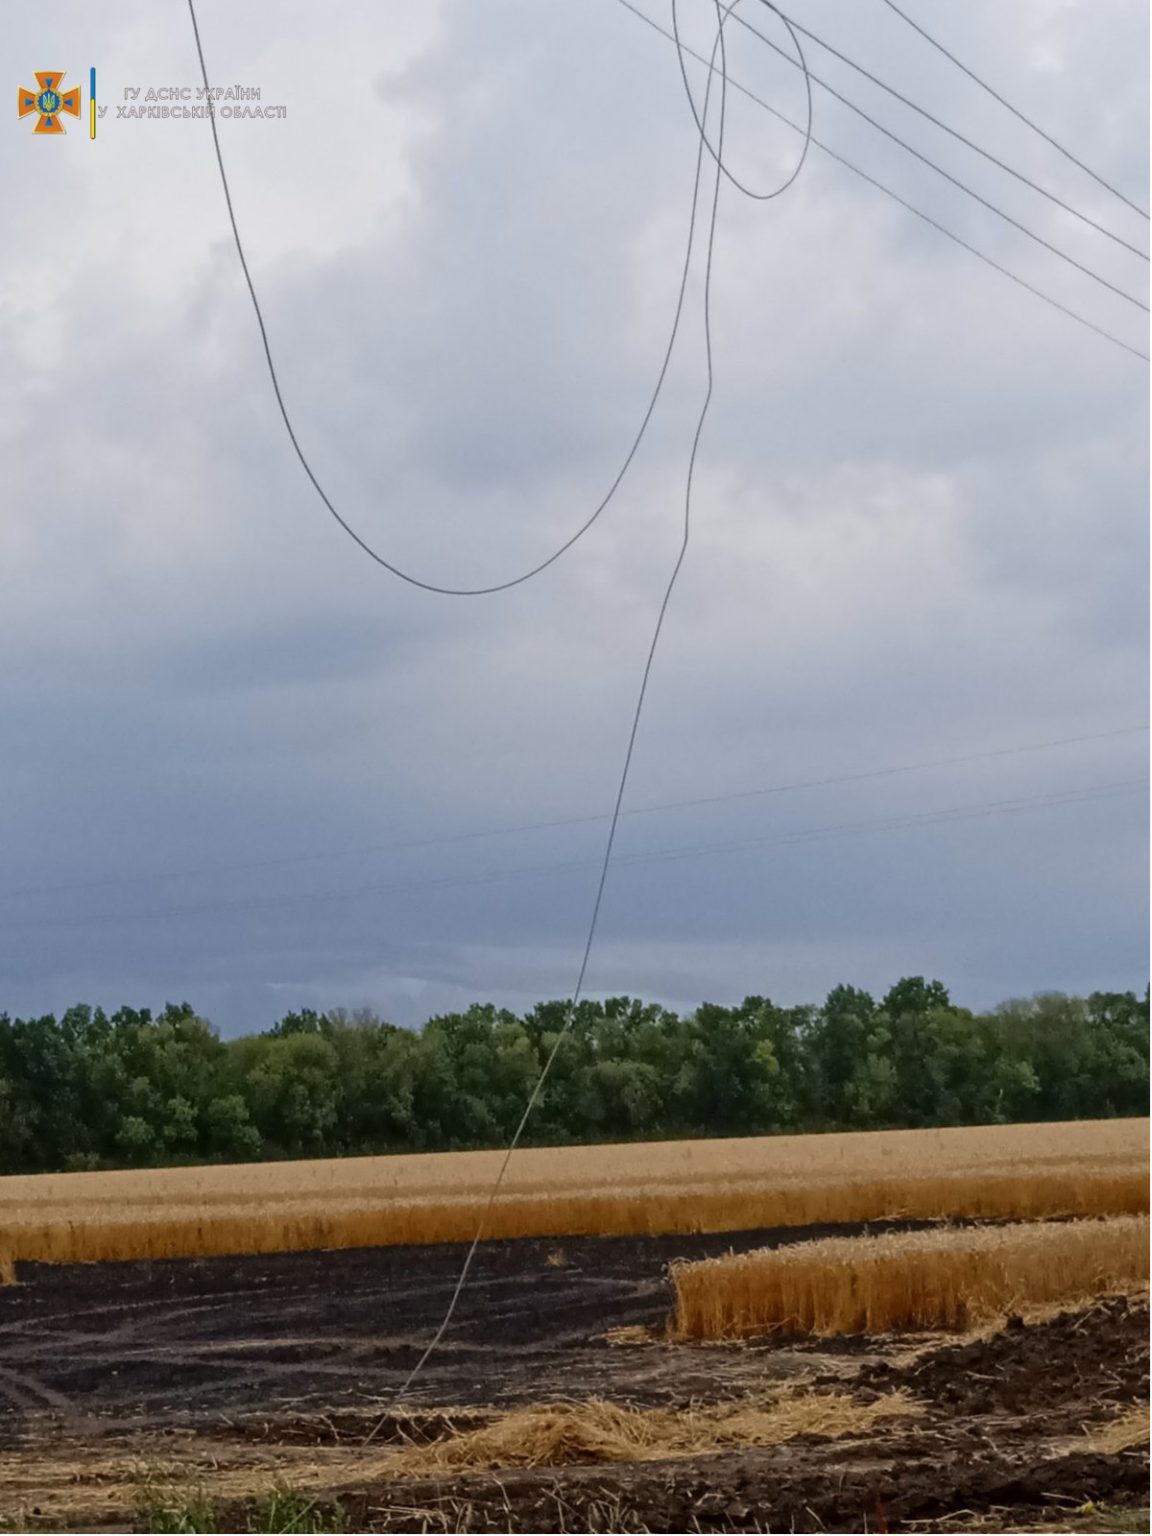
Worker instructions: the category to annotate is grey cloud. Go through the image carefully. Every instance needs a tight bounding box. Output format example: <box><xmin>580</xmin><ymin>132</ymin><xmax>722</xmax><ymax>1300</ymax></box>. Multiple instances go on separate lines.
<box><xmin>1</xmin><ymin>0</ymin><xmax>1146</xmax><ymax>1034</ymax></box>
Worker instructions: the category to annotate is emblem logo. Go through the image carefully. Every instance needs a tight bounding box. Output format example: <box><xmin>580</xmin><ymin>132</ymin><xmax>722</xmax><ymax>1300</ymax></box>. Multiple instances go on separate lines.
<box><xmin>18</xmin><ymin>72</ymin><xmax>82</xmax><ymax>135</ymax></box>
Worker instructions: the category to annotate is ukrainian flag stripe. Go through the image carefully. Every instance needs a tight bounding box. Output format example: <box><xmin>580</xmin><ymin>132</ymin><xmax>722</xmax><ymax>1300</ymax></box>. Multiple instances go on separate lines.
<box><xmin>90</xmin><ymin>67</ymin><xmax>96</xmax><ymax>138</ymax></box>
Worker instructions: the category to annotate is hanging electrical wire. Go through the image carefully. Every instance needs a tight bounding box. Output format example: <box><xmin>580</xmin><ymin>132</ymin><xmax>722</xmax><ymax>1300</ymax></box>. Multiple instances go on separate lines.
<box><xmin>179</xmin><ymin>2</ymin><xmax>1142</xmax><ymax>1482</ymax></box>
<box><xmin>354</xmin><ymin>0</ymin><xmax>818</xmax><ymax>1428</ymax></box>
<box><xmin>187</xmin><ymin>0</ymin><xmax>705</xmax><ymax>594</ymax></box>
<box><xmin>371</xmin><ymin>0</ymin><xmax>728</xmax><ymax>1423</ymax></box>
<box><xmin>671</xmin><ymin>0</ymin><xmax>813</xmax><ymax>199</ymax></box>
<box><xmin>182</xmin><ymin>2</ymin><xmax>812</xmax><ymax>1442</ymax></box>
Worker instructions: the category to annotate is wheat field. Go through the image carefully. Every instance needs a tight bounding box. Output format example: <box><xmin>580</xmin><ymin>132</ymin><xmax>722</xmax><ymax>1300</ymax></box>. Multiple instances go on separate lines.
<box><xmin>0</xmin><ymin>1118</ymin><xmax>1146</xmax><ymax>1266</ymax></box>
<box><xmin>671</xmin><ymin>1214</ymin><xmax>1151</xmax><ymax>1338</ymax></box>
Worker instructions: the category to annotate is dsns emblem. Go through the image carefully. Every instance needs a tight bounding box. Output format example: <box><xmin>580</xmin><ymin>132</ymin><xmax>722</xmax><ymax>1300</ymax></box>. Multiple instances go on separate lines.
<box><xmin>18</xmin><ymin>72</ymin><xmax>82</xmax><ymax>134</ymax></box>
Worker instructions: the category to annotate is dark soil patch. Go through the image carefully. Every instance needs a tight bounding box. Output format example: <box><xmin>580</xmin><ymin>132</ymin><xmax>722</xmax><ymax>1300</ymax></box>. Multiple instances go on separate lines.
<box><xmin>332</xmin><ymin>1446</ymin><xmax>1150</xmax><ymax>1533</ymax></box>
<box><xmin>1</xmin><ymin>1227</ymin><xmax>1147</xmax><ymax>1532</ymax></box>
<box><xmin>0</xmin><ymin>1222</ymin><xmax>921</xmax><ymax>1424</ymax></box>
<box><xmin>860</xmin><ymin>1295</ymin><xmax>1149</xmax><ymax>1431</ymax></box>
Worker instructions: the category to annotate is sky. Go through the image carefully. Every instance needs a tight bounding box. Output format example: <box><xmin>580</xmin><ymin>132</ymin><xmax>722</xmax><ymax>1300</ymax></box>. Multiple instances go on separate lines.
<box><xmin>2</xmin><ymin>0</ymin><xmax>1148</xmax><ymax>1036</ymax></box>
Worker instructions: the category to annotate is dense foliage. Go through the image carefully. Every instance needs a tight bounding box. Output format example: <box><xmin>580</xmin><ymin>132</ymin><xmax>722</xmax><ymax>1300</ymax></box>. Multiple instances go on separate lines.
<box><xmin>0</xmin><ymin>979</ymin><xmax>1146</xmax><ymax>1174</ymax></box>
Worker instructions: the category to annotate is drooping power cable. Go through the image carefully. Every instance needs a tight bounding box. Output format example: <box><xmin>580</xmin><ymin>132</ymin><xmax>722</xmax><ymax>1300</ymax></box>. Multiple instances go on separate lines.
<box><xmin>187</xmin><ymin>0</ymin><xmax>704</xmax><ymax>594</ymax></box>
<box><xmin>184</xmin><ymin>2</ymin><xmax>809</xmax><ymax>1441</ymax></box>
<box><xmin>368</xmin><ymin>1</ymin><xmax>756</xmax><ymax>1425</ymax></box>
<box><xmin>672</xmin><ymin>0</ymin><xmax>813</xmax><ymax>200</ymax></box>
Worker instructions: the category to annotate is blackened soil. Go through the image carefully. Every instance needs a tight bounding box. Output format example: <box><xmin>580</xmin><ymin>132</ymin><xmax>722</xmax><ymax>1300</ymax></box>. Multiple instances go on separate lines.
<box><xmin>337</xmin><ymin>1446</ymin><xmax>1149</xmax><ymax>1534</ymax></box>
<box><xmin>0</xmin><ymin>1227</ymin><xmax>1146</xmax><ymax>1532</ymax></box>
<box><xmin>860</xmin><ymin>1294</ymin><xmax>1149</xmax><ymax>1432</ymax></box>
<box><xmin>0</xmin><ymin>1222</ymin><xmax>921</xmax><ymax>1425</ymax></box>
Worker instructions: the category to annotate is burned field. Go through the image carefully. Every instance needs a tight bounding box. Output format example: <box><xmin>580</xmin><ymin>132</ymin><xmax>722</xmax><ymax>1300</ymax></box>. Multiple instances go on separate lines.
<box><xmin>0</xmin><ymin>1226</ymin><xmax>1147</xmax><ymax>1533</ymax></box>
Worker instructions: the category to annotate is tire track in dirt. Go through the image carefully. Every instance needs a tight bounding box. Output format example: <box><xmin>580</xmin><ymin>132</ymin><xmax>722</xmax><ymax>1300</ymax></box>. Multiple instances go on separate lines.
<box><xmin>3</xmin><ymin>1233</ymin><xmax>1146</xmax><ymax>1532</ymax></box>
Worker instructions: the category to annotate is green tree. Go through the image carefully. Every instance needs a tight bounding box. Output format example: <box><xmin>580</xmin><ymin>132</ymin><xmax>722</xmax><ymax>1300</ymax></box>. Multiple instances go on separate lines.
<box><xmin>204</xmin><ymin>1092</ymin><xmax>262</xmax><ymax>1159</ymax></box>
<box><xmin>670</xmin><ymin>1001</ymin><xmax>792</xmax><ymax>1136</ymax></box>
<box><xmin>232</xmin><ymin>1032</ymin><xmax>342</xmax><ymax>1155</ymax></box>
<box><xmin>0</xmin><ymin>977</ymin><xmax>1145</xmax><ymax>1175</ymax></box>
<box><xmin>807</xmin><ymin>985</ymin><xmax>879</xmax><ymax>1126</ymax></box>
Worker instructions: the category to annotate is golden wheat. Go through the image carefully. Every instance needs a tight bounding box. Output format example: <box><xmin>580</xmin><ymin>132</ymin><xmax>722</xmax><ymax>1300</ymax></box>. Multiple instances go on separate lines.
<box><xmin>671</xmin><ymin>1214</ymin><xmax>1151</xmax><ymax>1339</ymax></box>
<box><xmin>0</xmin><ymin>1118</ymin><xmax>1145</xmax><ymax>1265</ymax></box>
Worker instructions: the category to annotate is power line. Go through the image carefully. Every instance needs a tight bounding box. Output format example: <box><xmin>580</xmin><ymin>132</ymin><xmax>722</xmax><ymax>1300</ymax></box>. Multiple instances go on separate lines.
<box><xmin>9</xmin><ymin>776</ymin><xmax>1142</xmax><ymax>935</ymax></box>
<box><xmin>6</xmin><ymin>723</ymin><xmax>1145</xmax><ymax>903</ymax></box>
<box><xmin>728</xmin><ymin>2</ymin><xmax>1149</xmax><ymax>312</ymax></box>
<box><xmin>377</xmin><ymin>0</ymin><xmax>750</xmax><ymax>1426</ymax></box>
<box><xmin>748</xmin><ymin>1</ymin><xmax>1147</xmax><ymax>261</ymax></box>
<box><xmin>626</xmin><ymin>776</ymin><xmax>1147</xmax><ymax>874</ymax></box>
<box><xmin>180</xmin><ymin>0</ymin><xmax>756</xmax><ymax>1460</ymax></box>
<box><xmin>181</xmin><ymin>0</ymin><xmax>792</xmax><ymax>1480</ymax></box>
<box><xmin>672</xmin><ymin>0</ymin><xmax>813</xmax><ymax>200</ymax></box>
<box><xmin>186</xmin><ymin>0</ymin><xmax>699</xmax><ymax>595</ymax></box>
<box><xmin>615</xmin><ymin>0</ymin><xmax>1149</xmax><ymax>363</ymax></box>
<box><xmin>877</xmin><ymin>0</ymin><xmax>1150</xmax><ymax>222</ymax></box>
<box><xmin>605</xmin><ymin>723</ymin><xmax>1151</xmax><ymax>823</ymax></box>
<box><xmin>178</xmin><ymin>0</ymin><xmax>1140</xmax><ymax>1450</ymax></box>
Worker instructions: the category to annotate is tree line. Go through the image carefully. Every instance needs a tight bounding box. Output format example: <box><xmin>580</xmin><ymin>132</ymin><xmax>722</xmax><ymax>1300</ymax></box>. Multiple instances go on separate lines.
<box><xmin>0</xmin><ymin>978</ymin><xmax>1146</xmax><ymax>1174</ymax></box>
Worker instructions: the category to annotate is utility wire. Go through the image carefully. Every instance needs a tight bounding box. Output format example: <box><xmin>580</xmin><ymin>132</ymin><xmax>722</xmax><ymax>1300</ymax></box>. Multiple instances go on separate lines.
<box><xmin>877</xmin><ymin>0</ymin><xmax>1150</xmax><ymax>221</ymax></box>
<box><xmin>354</xmin><ymin>6</ymin><xmax>731</xmax><ymax>1437</ymax></box>
<box><xmin>748</xmin><ymin>1</ymin><xmax>1147</xmax><ymax>261</ymax></box>
<box><xmin>373</xmin><ymin>0</ymin><xmax>744</xmax><ymax>1426</ymax></box>
<box><xmin>184</xmin><ymin>13</ymin><xmax>763</xmax><ymax>1506</ymax></box>
<box><xmin>672</xmin><ymin>0</ymin><xmax>813</xmax><ymax>199</ymax></box>
<box><xmin>179</xmin><ymin>0</ymin><xmax>1139</xmax><ymax>1477</ymax></box>
<box><xmin>623</xmin><ymin>776</ymin><xmax>1148</xmax><ymax>872</ymax></box>
<box><xmin>727</xmin><ymin>2</ymin><xmax>1148</xmax><ymax>312</ymax></box>
<box><xmin>6</xmin><ymin>723</ymin><xmax>1145</xmax><ymax>903</ymax></box>
<box><xmin>187</xmin><ymin>0</ymin><xmax>698</xmax><ymax>595</ymax></box>
<box><xmin>8</xmin><ymin>776</ymin><xmax>1142</xmax><ymax>933</ymax></box>
<box><xmin>615</xmin><ymin>0</ymin><xmax>1149</xmax><ymax>362</ymax></box>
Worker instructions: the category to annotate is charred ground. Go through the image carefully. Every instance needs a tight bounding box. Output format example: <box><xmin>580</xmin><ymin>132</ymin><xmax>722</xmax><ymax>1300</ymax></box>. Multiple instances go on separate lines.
<box><xmin>0</xmin><ymin>1227</ymin><xmax>1146</xmax><ymax>1532</ymax></box>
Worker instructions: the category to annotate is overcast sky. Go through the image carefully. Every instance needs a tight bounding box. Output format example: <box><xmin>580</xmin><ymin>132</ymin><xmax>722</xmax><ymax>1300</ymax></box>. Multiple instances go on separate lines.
<box><xmin>3</xmin><ymin>0</ymin><xmax>1148</xmax><ymax>1036</ymax></box>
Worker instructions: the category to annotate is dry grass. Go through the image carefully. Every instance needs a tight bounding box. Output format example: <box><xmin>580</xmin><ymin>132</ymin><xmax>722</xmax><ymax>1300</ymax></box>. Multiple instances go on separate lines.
<box><xmin>0</xmin><ymin>1251</ymin><xmax>15</xmax><ymax>1285</ymax></box>
<box><xmin>672</xmin><ymin>1215</ymin><xmax>1150</xmax><ymax>1339</ymax></box>
<box><xmin>1082</xmin><ymin>1405</ymin><xmax>1150</xmax><ymax>1455</ymax></box>
<box><xmin>0</xmin><ymin>1119</ymin><xmax>1145</xmax><ymax>1264</ymax></box>
<box><xmin>0</xmin><ymin>1390</ymin><xmax>918</xmax><ymax>1528</ymax></box>
<box><xmin>391</xmin><ymin>1390</ymin><xmax>919</xmax><ymax>1472</ymax></box>
<box><xmin>961</xmin><ymin>1284</ymin><xmax>1150</xmax><ymax>1344</ymax></box>
<box><xmin>599</xmin><ymin>1324</ymin><xmax>658</xmax><ymax>1346</ymax></box>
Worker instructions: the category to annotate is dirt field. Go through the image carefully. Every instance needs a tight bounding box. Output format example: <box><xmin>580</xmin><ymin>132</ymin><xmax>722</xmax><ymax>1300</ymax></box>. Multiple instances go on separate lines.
<box><xmin>0</xmin><ymin>1226</ymin><xmax>1147</xmax><ymax>1532</ymax></box>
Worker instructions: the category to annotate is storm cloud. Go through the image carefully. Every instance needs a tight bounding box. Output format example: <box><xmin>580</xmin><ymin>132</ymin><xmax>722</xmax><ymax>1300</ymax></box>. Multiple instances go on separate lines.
<box><xmin>2</xmin><ymin>0</ymin><xmax>1147</xmax><ymax>1034</ymax></box>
